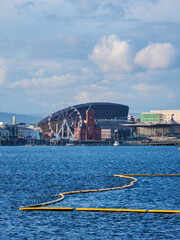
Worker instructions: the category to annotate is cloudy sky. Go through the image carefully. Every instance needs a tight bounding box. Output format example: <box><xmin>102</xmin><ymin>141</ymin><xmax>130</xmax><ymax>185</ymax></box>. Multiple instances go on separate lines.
<box><xmin>0</xmin><ymin>0</ymin><xmax>179</xmax><ymax>115</ymax></box>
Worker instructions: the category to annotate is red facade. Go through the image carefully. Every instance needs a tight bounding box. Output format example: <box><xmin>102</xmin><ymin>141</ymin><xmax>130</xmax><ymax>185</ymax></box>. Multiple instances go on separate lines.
<box><xmin>74</xmin><ymin>106</ymin><xmax>101</xmax><ymax>141</ymax></box>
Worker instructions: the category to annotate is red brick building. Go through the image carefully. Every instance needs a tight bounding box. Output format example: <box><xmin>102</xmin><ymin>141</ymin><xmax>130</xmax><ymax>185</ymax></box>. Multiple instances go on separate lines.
<box><xmin>74</xmin><ymin>105</ymin><xmax>101</xmax><ymax>140</ymax></box>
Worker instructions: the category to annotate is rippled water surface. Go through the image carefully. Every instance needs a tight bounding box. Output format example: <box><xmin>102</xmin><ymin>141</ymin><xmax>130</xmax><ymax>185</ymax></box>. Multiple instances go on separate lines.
<box><xmin>0</xmin><ymin>146</ymin><xmax>180</xmax><ymax>239</ymax></box>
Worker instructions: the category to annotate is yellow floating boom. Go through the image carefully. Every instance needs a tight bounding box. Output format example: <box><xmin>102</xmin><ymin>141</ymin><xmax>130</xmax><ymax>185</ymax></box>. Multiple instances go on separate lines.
<box><xmin>19</xmin><ymin>207</ymin><xmax>180</xmax><ymax>214</ymax></box>
<box><xmin>153</xmin><ymin>174</ymin><xmax>180</xmax><ymax>177</ymax></box>
<box><xmin>148</xmin><ymin>209</ymin><xmax>180</xmax><ymax>214</ymax></box>
<box><xmin>76</xmin><ymin>208</ymin><xmax>147</xmax><ymax>213</ymax></box>
<box><xmin>19</xmin><ymin>207</ymin><xmax>74</xmax><ymax>211</ymax></box>
<box><xmin>19</xmin><ymin>174</ymin><xmax>180</xmax><ymax>214</ymax></box>
<box><xmin>122</xmin><ymin>174</ymin><xmax>152</xmax><ymax>177</ymax></box>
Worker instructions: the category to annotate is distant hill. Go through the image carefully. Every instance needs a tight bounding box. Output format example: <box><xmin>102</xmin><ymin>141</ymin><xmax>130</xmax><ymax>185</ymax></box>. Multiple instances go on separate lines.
<box><xmin>0</xmin><ymin>112</ymin><xmax>46</xmax><ymax>124</ymax></box>
<box><xmin>0</xmin><ymin>111</ymin><xmax>140</xmax><ymax>125</ymax></box>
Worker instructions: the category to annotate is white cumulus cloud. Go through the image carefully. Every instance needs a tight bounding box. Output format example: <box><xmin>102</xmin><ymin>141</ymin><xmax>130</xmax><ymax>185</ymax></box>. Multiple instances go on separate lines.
<box><xmin>90</xmin><ymin>36</ymin><xmax>177</xmax><ymax>72</ymax></box>
<box><xmin>135</xmin><ymin>43</ymin><xmax>176</xmax><ymax>69</ymax></box>
<box><xmin>8</xmin><ymin>74</ymin><xmax>75</xmax><ymax>89</ymax></box>
<box><xmin>89</xmin><ymin>35</ymin><xmax>133</xmax><ymax>73</ymax></box>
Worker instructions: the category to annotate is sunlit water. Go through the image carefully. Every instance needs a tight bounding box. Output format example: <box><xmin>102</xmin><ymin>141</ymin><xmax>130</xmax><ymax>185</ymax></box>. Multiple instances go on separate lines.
<box><xmin>0</xmin><ymin>146</ymin><xmax>180</xmax><ymax>239</ymax></box>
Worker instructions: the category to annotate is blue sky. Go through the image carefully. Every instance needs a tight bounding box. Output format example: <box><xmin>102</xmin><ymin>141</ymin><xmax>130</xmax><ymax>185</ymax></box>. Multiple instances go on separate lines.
<box><xmin>0</xmin><ymin>0</ymin><xmax>180</xmax><ymax>115</ymax></box>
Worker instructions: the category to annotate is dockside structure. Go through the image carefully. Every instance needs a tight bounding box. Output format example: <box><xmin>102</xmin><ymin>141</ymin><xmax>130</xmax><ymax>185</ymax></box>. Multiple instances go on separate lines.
<box><xmin>38</xmin><ymin>102</ymin><xmax>129</xmax><ymax>135</ymax></box>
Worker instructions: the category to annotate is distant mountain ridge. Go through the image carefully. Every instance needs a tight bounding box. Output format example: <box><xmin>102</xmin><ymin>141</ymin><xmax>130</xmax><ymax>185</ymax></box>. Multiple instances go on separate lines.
<box><xmin>0</xmin><ymin>111</ymin><xmax>140</xmax><ymax>125</ymax></box>
<box><xmin>0</xmin><ymin>112</ymin><xmax>46</xmax><ymax>124</ymax></box>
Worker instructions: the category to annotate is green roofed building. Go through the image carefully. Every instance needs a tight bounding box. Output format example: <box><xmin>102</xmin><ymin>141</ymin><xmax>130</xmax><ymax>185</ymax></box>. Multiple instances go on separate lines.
<box><xmin>140</xmin><ymin>113</ymin><xmax>163</xmax><ymax>123</ymax></box>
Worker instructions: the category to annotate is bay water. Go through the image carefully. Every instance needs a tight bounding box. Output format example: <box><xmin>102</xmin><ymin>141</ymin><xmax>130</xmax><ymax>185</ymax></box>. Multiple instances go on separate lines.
<box><xmin>0</xmin><ymin>146</ymin><xmax>180</xmax><ymax>239</ymax></box>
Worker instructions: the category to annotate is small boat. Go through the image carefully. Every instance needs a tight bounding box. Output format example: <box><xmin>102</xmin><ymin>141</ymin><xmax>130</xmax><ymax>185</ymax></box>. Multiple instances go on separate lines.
<box><xmin>114</xmin><ymin>140</ymin><xmax>119</xmax><ymax>146</ymax></box>
<box><xmin>114</xmin><ymin>128</ymin><xmax>119</xmax><ymax>146</ymax></box>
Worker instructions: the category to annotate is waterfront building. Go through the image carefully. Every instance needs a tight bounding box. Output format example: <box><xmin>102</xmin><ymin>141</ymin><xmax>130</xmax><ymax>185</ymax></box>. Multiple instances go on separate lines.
<box><xmin>101</xmin><ymin>129</ymin><xmax>111</xmax><ymax>140</ymax></box>
<box><xmin>38</xmin><ymin>102</ymin><xmax>129</xmax><ymax>133</ymax></box>
<box><xmin>0</xmin><ymin>127</ymin><xmax>9</xmax><ymax>140</ymax></box>
<box><xmin>150</xmin><ymin>110</ymin><xmax>180</xmax><ymax>123</ymax></box>
<box><xmin>0</xmin><ymin>118</ymin><xmax>41</xmax><ymax>144</ymax></box>
<box><xmin>141</xmin><ymin>110</ymin><xmax>180</xmax><ymax>123</ymax></box>
<box><xmin>0</xmin><ymin>122</ymin><xmax>18</xmax><ymax>141</ymax></box>
<box><xmin>126</xmin><ymin>115</ymin><xmax>180</xmax><ymax>139</ymax></box>
<box><xmin>38</xmin><ymin>102</ymin><xmax>133</xmax><ymax>141</ymax></box>
<box><xmin>74</xmin><ymin>105</ymin><xmax>101</xmax><ymax>141</ymax></box>
<box><xmin>18</xmin><ymin>125</ymin><xmax>41</xmax><ymax>138</ymax></box>
<box><xmin>140</xmin><ymin>113</ymin><xmax>163</xmax><ymax>123</ymax></box>
<box><xmin>97</xmin><ymin>119</ymin><xmax>133</xmax><ymax>139</ymax></box>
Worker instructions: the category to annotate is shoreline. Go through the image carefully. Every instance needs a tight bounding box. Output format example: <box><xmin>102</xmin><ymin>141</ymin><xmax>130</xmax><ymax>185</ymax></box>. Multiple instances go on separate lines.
<box><xmin>1</xmin><ymin>139</ymin><xmax>180</xmax><ymax>147</ymax></box>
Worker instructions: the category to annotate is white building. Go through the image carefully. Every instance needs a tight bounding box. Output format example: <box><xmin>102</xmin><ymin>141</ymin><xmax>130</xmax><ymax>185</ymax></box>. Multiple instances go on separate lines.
<box><xmin>150</xmin><ymin>110</ymin><xmax>180</xmax><ymax>123</ymax></box>
<box><xmin>18</xmin><ymin>125</ymin><xmax>41</xmax><ymax>138</ymax></box>
<box><xmin>101</xmin><ymin>129</ymin><xmax>111</xmax><ymax>140</ymax></box>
